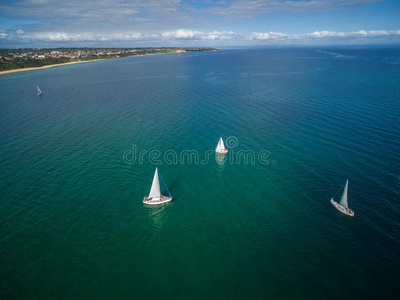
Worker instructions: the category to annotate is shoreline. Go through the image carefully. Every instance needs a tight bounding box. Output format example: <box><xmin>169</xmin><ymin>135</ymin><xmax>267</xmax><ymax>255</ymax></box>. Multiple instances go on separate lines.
<box><xmin>0</xmin><ymin>59</ymin><xmax>104</xmax><ymax>75</ymax></box>
<box><xmin>0</xmin><ymin>50</ymin><xmax>189</xmax><ymax>76</ymax></box>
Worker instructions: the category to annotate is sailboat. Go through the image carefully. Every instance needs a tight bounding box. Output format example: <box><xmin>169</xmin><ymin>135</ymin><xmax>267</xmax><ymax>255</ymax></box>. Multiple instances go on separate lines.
<box><xmin>330</xmin><ymin>180</ymin><xmax>354</xmax><ymax>217</ymax></box>
<box><xmin>36</xmin><ymin>86</ymin><xmax>42</xmax><ymax>96</ymax></box>
<box><xmin>215</xmin><ymin>137</ymin><xmax>228</xmax><ymax>154</ymax></box>
<box><xmin>143</xmin><ymin>167</ymin><xmax>173</xmax><ymax>205</ymax></box>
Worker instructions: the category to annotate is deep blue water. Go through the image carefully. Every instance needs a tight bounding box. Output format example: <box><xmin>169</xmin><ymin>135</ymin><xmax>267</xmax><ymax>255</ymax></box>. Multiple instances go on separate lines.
<box><xmin>1</xmin><ymin>47</ymin><xmax>400</xmax><ymax>299</ymax></box>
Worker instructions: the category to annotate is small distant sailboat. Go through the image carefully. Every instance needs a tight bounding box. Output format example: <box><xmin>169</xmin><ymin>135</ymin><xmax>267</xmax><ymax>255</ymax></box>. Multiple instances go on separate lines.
<box><xmin>143</xmin><ymin>168</ymin><xmax>172</xmax><ymax>205</ymax></box>
<box><xmin>330</xmin><ymin>180</ymin><xmax>354</xmax><ymax>217</ymax></box>
<box><xmin>215</xmin><ymin>137</ymin><xmax>228</xmax><ymax>154</ymax></box>
<box><xmin>36</xmin><ymin>86</ymin><xmax>42</xmax><ymax>96</ymax></box>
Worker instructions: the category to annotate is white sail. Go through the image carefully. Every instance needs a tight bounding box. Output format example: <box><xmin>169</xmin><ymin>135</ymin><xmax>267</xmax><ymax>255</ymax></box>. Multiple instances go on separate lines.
<box><xmin>339</xmin><ymin>180</ymin><xmax>349</xmax><ymax>209</ymax></box>
<box><xmin>219</xmin><ymin>137</ymin><xmax>226</xmax><ymax>150</ymax></box>
<box><xmin>216</xmin><ymin>137</ymin><xmax>227</xmax><ymax>152</ymax></box>
<box><xmin>148</xmin><ymin>168</ymin><xmax>161</xmax><ymax>199</ymax></box>
<box><xmin>36</xmin><ymin>86</ymin><xmax>42</xmax><ymax>95</ymax></box>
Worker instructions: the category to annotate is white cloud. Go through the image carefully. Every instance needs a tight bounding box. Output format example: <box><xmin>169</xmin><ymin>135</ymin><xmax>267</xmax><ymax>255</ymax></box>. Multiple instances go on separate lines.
<box><xmin>249</xmin><ymin>32</ymin><xmax>289</xmax><ymax>40</ymax></box>
<box><xmin>244</xmin><ymin>29</ymin><xmax>400</xmax><ymax>43</ymax></box>
<box><xmin>0</xmin><ymin>29</ymin><xmax>8</xmax><ymax>40</ymax></box>
<box><xmin>309</xmin><ymin>31</ymin><xmax>348</xmax><ymax>38</ymax></box>
<box><xmin>4</xmin><ymin>28</ymin><xmax>396</xmax><ymax>46</ymax></box>
<box><xmin>162</xmin><ymin>29</ymin><xmax>201</xmax><ymax>39</ymax></box>
<box><xmin>204</xmin><ymin>31</ymin><xmax>239</xmax><ymax>40</ymax></box>
<box><xmin>305</xmin><ymin>30</ymin><xmax>400</xmax><ymax>39</ymax></box>
<box><xmin>29</xmin><ymin>32</ymin><xmax>146</xmax><ymax>42</ymax></box>
<box><xmin>161</xmin><ymin>29</ymin><xmax>239</xmax><ymax>40</ymax></box>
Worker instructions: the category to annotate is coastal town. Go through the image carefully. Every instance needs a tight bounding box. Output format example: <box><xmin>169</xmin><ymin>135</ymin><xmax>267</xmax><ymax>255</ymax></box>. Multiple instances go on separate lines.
<box><xmin>0</xmin><ymin>47</ymin><xmax>218</xmax><ymax>72</ymax></box>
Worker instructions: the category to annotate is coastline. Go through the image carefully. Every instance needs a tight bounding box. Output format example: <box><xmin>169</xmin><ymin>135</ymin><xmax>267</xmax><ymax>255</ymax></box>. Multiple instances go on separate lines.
<box><xmin>0</xmin><ymin>60</ymin><xmax>102</xmax><ymax>75</ymax></box>
<box><xmin>0</xmin><ymin>50</ymin><xmax>188</xmax><ymax>76</ymax></box>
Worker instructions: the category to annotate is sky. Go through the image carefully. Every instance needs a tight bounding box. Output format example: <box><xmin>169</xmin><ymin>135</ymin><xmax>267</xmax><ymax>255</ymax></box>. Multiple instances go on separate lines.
<box><xmin>0</xmin><ymin>0</ymin><xmax>399</xmax><ymax>48</ymax></box>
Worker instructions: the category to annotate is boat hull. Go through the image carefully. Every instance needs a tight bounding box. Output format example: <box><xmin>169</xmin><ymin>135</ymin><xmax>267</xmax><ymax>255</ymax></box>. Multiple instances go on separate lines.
<box><xmin>215</xmin><ymin>149</ymin><xmax>228</xmax><ymax>154</ymax></box>
<box><xmin>330</xmin><ymin>199</ymin><xmax>354</xmax><ymax>217</ymax></box>
<box><xmin>143</xmin><ymin>196</ymin><xmax>172</xmax><ymax>205</ymax></box>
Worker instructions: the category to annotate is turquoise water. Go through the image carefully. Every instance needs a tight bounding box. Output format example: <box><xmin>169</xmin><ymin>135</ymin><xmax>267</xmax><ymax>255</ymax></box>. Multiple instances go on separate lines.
<box><xmin>1</xmin><ymin>47</ymin><xmax>400</xmax><ymax>299</ymax></box>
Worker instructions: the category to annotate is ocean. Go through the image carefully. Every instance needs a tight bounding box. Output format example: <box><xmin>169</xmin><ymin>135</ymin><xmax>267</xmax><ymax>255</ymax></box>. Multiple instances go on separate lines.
<box><xmin>1</xmin><ymin>47</ymin><xmax>399</xmax><ymax>299</ymax></box>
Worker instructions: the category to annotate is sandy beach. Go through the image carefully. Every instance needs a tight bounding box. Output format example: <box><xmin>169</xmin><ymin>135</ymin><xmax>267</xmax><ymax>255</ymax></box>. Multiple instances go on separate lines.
<box><xmin>0</xmin><ymin>50</ymin><xmax>188</xmax><ymax>76</ymax></box>
<box><xmin>0</xmin><ymin>60</ymin><xmax>103</xmax><ymax>76</ymax></box>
